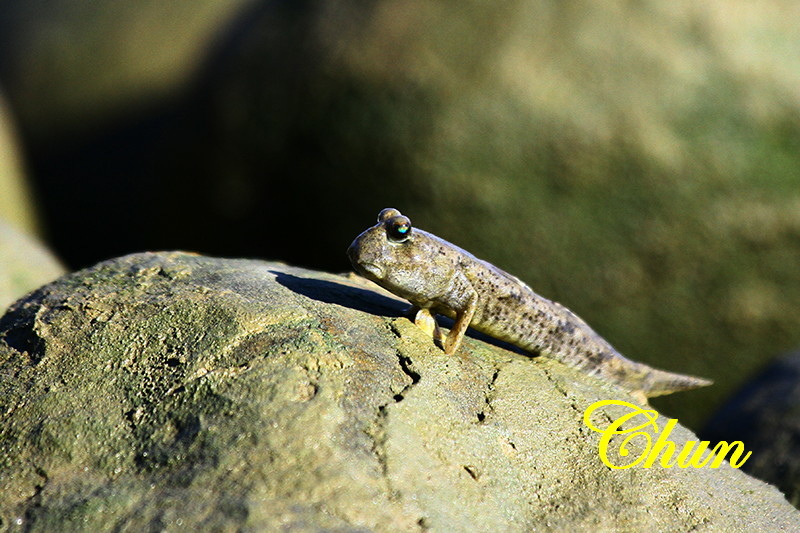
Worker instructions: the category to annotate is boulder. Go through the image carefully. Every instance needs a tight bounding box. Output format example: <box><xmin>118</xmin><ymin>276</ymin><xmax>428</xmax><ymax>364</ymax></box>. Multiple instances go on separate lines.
<box><xmin>702</xmin><ymin>350</ymin><xmax>800</xmax><ymax>508</ymax></box>
<box><xmin>0</xmin><ymin>220</ymin><xmax>64</xmax><ymax>313</ymax></box>
<box><xmin>0</xmin><ymin>90</ymin><xmax>39</xmax><ymax>236</ymax></box>
<box><xmin>0</xmin><ymin>252</ymin><xmax>797</xmax><ymax>531</ymax></box>
<box><xmin>0</xmin><ymin>87</ymin><xmax>64</xmax><ymax>312</ymax></box>
<box><xmin>2</xmin><ymin>2</ymin><xmax>800</xmax><ymax>427</ymax></box>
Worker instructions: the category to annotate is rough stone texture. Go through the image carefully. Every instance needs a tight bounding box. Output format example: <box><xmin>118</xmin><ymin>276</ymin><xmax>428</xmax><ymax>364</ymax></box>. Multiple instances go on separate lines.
<box><xmin>1</xmin><ymin>1</ymin><xmax>799</xmax><ymax>429</ymax></box>
<box><xmin>702</xmin><ymin>350</ymin><xmax>800</xmax><ymax>509</ymax></box>
<box><xmin>0</xmin><ymin>220</ymin><xmax>65</xmax><ymax>314</ymax></box>
<box><xmin>0</xmin><ymin>252</ymin><xmax>797</xmax><ymax>531</ymax></box>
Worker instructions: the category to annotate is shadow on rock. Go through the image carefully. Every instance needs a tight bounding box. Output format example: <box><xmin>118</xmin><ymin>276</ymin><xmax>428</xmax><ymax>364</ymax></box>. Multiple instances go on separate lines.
<box><xmin>272</xmin><ymin>270</ymin><xmax>406</xmax><ymax>318</ymax></box>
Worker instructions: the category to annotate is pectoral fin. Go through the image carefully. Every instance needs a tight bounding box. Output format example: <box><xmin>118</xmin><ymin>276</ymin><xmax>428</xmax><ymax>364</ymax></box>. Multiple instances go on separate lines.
<box><xmin>444</xmin><ymin>292</ymin><xmax>478</xmax><ymax>356</ymax></box>
<box><xmin>411</xmin><ymin>307</ymin><xmax>445</xmax><ymax>349</ymax></box>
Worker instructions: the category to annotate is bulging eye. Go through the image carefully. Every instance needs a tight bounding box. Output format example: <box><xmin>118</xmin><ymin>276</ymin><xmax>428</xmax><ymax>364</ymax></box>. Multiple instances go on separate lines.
<box><xmin>386</xmin><ymin>215</ymin><xmax>412</xmax><ymax>243</ymax></box>
<box><xmin>378</xmin><ymin>208</ymin><xmax>401</xmax><ymax>222</ymax></box>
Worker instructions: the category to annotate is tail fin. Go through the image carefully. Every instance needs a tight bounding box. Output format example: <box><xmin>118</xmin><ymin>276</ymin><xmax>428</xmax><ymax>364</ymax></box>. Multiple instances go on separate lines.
<box><xmin>641</xmin><ymin>366</ymin><xmax>713</xmax><ymax>398</ymax></box>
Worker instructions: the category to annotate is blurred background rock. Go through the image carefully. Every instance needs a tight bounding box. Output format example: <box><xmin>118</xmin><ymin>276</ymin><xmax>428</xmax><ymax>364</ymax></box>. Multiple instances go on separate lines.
<box><xmin>0</xmin><ymin>91</ymin><xmax>39</xmax><ymax>236</ymax></box>
<box><xmin>0</xmin><ymin>0</ymin><xmax>798</xmax><ymax>428</ymax></box>
<box><xmin>702</xmin><ymin>350</ymin><xmax>800</xmax><ymax>507</ymax></box>
<box><xmin>0</xmin><ymin>91</ymin><xmax>64</xmax><ymax>311</ymax></box>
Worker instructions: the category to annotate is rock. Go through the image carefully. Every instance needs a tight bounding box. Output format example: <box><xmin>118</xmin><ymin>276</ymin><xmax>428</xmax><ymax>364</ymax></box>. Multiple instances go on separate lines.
<box><xmin>0</xmin><ymin>87</ymin><xmax>63</xmax><ymax>312</ymax></box>
<box><xmin>702</xmin><ymin>350</ymin><xmax>800</xmax><ymax>508</ymax></box>
<box><xmin>0</xmin><ymin>90</ymin><xmax>40</xmax><ymax>236</ymax></box>
<box><xmin>0</xmin><ymin>220</ymin><xmax>65</xmax><ymax>313</ymax></box>
<box><xmin>0</xmin><ymin>252</ymin><xmax>797</xmax><ymax>531</ymax></box>
<box><xmin>2</xmin><ymin>2</ymin><xmax>800</xmax><ymax>428</ymax></box>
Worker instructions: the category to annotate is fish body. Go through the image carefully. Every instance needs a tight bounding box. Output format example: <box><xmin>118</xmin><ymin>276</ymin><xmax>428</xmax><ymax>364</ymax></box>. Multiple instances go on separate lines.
<box><xmin>347</xmin><ymin>208</ymin><xmax>711</xmax><ymax>398</ymax></box>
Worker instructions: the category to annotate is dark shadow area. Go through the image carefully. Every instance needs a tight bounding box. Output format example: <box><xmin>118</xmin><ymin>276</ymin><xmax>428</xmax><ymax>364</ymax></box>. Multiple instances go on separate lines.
<box><xmin>700</xmin><ymin>351</ymin><xmax>800</xmax><ymax>505</ymax></box>
<box><xmin>273</xmin><ymin>270</ymin><xmax>529</xmax><ymax>357</ymax></box>
<box><xmin>0</xmin><ymin>0</ymin><xmax>429</xmax><ymax>271</ymax></box>
<box><xmin>272</xmin><ymin>271</ymin><xmax>406</xmax><ymax>318</ymax></box>
<box><xmin>0</xmin><ymin>286</ymin><xmax>48</xmax><ymax>364</ymax></box>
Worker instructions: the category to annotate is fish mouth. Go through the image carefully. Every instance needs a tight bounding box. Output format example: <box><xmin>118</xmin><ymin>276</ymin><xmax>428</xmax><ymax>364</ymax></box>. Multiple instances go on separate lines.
<box><xmin>347</xmin><ymin>239</ymin><xmax>384</xmax><ymax>280</ymax></box>
<box><xmin>358</xmin><ymin>262</ymin><xmax>385</xmax><ymax>280</ymax></box>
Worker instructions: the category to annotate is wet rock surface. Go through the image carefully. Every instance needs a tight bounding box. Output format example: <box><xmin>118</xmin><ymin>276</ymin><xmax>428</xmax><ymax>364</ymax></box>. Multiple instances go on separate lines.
<box><xmin>0</xmin><ymin>252</ymin><xmax>798</xmax><ymax>531</ymax></box>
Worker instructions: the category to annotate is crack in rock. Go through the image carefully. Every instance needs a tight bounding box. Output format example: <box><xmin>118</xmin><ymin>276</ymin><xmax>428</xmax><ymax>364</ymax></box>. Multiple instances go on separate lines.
<box><xmin>476</xmin><ymin>366</ymin><xmax>501</xmax><ymax>424</ymax></box>
<box><xmin>540</xmin><ymin>365</ymin><xmax>584</xmax><ymax>416</ymax></box>
<box><xmin>365</xmin><ymin>348</ymin><xmax>425</xmax><ymax>526</ymax></box>
<box><xmin>21</xmin><ymin>467</ymin><xmax>48</xmax><ymax>528</ymax></box>
<box><xmin>393</xmin><ymin>352</ymin><xmax>420</xmax><ymax>402</ymax></box>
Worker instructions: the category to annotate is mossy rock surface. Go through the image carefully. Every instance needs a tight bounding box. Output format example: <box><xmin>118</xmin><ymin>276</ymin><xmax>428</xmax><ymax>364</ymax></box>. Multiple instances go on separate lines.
<box><xmin>0</xmin><ymin>252</ymin><xmax>797</xmax><ymax>531</ymax></box>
